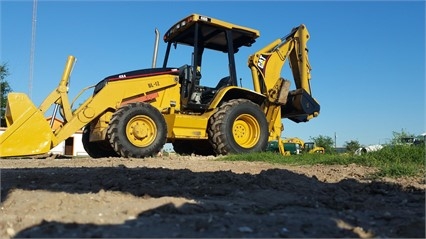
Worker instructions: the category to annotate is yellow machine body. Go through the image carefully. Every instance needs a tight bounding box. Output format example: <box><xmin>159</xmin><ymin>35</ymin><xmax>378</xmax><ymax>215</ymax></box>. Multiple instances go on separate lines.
<box><xmin>0</xmin><ymin>13</ymin><xmax>320</xmax><ymax>158</ymax></box>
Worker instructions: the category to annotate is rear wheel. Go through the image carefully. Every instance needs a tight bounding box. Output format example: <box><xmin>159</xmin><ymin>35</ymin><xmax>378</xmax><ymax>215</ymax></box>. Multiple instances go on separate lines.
<box><xmin>208</xmin><ymin>99</ymin><xmax>269</xmax><ymax>155</ymax></box>
<box><xmin>82</xmin><ymin>125</ymin><xmax>119</xmax><ymax>158</ymax></box>
<box><xmin>107</xmin><ymin>102</ymin><xmax>167</xmax><ymax>158</ymax></box>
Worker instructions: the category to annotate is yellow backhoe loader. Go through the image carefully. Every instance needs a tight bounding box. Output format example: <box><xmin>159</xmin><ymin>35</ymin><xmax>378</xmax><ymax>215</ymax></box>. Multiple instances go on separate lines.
<box><xmin>266</xmin><ymin>137</ymin><xmax>324</xmax><ymax>155</ymax></box>
<box><xmin>0</xmin><ymin>13</ymin><xmax>320</xmax><ymax>158</ymax></box>
<box><xmin>282</xmin><ymin>137</ymin><xmax>325</xmax><ymax>154</ymax></box>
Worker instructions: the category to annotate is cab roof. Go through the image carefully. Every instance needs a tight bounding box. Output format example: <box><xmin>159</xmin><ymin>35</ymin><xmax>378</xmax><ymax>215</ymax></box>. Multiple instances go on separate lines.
<box><xmin>163</xmin><ymin>14</ymin><xmax>260</xmax><ymax>52</ymax></box>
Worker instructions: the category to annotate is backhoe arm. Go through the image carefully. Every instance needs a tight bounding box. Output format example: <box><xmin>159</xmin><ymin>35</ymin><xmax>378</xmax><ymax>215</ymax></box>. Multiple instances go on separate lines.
<box><xmin>249</xmin><ymin>24</ymin><xmax>315</xmax><ymax>102</ymax></box>
<box><xmin>248</xmin><ymin>24</ymin><xmax>320</xmax><ymax>156</ymax></box>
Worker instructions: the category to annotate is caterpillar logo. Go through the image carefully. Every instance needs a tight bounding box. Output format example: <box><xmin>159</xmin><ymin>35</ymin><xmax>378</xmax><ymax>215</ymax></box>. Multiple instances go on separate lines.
<box><xmin>257</xmin><ymin>54</ymin><xmax>268</xmax><ymax>69</ymax></box>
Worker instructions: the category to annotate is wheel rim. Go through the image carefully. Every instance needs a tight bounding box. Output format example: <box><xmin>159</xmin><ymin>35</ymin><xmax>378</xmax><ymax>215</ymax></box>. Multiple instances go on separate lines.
<box><xmin>232</xmin><ymin>114</ymin><xmax>260</xmax><ymax>148</ymax></box>
<box><xmin>126</xmin><ymin>115</ymin><xmax>156</xmax><ymax>147</ymax></box>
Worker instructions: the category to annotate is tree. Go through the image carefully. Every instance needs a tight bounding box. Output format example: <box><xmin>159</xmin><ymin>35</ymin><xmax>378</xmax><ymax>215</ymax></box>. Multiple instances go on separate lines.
<box><xmin>1</xmin><ymin>63</ymin><xmax>12</xmax><ymax>126</ymax></box>
<box><xmin>390</xmin><ymin>129</ymin><xmax>415</xmax><ymax>145</ymax></box>
<box><xmin>344</xmin><ymin>140</ymin><xmax>361</xmax><ymax>154</ymax></box>
<box><xmin>309</xmin><ymin>135</ymin><xmax>334</xmax><ymax>154</ymax></box>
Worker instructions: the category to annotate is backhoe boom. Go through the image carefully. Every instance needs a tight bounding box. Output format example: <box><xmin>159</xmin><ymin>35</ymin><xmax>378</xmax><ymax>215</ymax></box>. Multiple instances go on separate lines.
<box><xmin>248</xmin><ymin>24</ymin><xmax>320</xmax><ymax>155</ymax></box>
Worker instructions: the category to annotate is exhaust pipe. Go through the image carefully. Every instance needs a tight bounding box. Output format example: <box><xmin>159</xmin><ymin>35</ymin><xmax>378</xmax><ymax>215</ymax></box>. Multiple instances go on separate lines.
<box><xmin>152</xmin><ymin>28</ymin><xmax>160</xmax><ymax>68</ymax></box>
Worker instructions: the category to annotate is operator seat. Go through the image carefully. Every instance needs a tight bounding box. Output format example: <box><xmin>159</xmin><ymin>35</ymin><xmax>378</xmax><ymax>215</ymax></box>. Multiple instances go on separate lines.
<box><xmin>202</xmin><ymin>76</ymin><xmax>231</xmax><ymax>100</ymax></box>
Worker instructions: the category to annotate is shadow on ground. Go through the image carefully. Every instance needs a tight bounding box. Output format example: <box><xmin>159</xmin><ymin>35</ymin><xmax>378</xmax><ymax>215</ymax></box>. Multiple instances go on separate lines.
<box><xmin>1</xmin><ymin>166</ymin><xmax>425</xmax><ymax>238</ymax></box>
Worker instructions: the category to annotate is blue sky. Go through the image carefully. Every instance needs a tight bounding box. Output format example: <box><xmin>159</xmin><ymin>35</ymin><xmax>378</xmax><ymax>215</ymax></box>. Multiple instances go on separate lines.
<box><xmin>1</xmin><ymin>0</ymin><xmax>425</xmax><ymax>147</ymax></box>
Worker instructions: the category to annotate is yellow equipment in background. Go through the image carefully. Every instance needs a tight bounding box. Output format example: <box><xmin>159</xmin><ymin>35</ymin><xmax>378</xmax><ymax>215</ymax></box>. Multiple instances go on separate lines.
<box><xmin>282</xmin><ymin>137</ymin><xmax>325</xmax><ymax>154</ymax></box>
<box><xmin>0</xmin><ymin>13</ymin><xmax>320</xmax><ymax>158</ymax></box>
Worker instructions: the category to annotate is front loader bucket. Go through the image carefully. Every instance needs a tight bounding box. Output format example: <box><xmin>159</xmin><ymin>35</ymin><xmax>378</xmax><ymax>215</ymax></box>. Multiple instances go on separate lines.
<box><xmin>0</xmin><ymin>93</ymin><xmax>55</xmax><ymax>157</ymax></box>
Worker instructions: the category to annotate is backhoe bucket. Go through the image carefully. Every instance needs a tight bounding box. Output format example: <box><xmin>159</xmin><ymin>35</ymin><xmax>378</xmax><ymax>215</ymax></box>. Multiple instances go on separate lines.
<box><xmin>0</xmin><ymin>93</ymin><xmax>55</xmax><ymax>157</ymax></box>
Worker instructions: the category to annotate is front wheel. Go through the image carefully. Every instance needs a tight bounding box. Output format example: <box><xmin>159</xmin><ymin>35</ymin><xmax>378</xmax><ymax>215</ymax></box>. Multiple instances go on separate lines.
<box><xmin>208</xmin><ymin>99</ymin><xmax>269</xmax><ymax>155</ymax></box>
<box><xmin>82</xmin><ymin>125</ymin><xmax>119</xmax><ymax>158</ymax></box>
<box><xmin>107</xmin><ymin>102</ymin><xmax>167</xmax><ymax>158</ymax></box>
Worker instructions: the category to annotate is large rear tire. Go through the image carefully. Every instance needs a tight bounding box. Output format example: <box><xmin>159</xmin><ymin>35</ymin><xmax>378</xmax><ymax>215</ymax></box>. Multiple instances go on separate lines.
<box><xmin>107</xmin><ymin>102</ymin><xmax>167</xmax><ymax>158</ymax></box>
<box><xmin>208</xmin><ymin>99</ymin><xmax>269</xmax><ymax>155</ymax></box>
<box><xmin>82</xmin><ymin>125</ymin><xmax>119</xmax><ymax>158</ymax></box>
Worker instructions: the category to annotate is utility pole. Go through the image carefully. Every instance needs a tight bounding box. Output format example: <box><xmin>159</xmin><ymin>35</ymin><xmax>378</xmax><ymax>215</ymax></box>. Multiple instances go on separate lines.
<box><xmin>29</xmin><ymin>0</ymin><xmax>38</xmax><ymax>99</ymax></box>
<box><xmin>334</xmin><ymin>132</ymin><xmax>337</xmax><ymax>149</ymax></box>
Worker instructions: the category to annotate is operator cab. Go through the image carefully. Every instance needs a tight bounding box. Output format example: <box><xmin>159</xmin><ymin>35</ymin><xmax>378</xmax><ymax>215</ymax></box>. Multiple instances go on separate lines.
<box><xmin>162</xmin><ymin>13</ymin><xmax>260</xmax><ymax>111</ymax></box>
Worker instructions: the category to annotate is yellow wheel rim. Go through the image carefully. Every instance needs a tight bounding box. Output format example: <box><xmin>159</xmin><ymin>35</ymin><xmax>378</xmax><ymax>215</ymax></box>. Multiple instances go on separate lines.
<box><xmin>126</xmin><ymin>115</ymin><xmax>156</xmax><ymax>147</ymax></box>
<box><xmin>232</xmin><ymin>114</ymin><xmax>260</xmax><ymax>148</ymax></box>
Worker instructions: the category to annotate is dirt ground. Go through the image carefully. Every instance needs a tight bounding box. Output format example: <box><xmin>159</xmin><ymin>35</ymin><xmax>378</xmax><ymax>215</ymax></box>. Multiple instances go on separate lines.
<box><xmin>1</xmin><ymin>154</ymin><xmax>425</xmax><ymax>238</ymax></box>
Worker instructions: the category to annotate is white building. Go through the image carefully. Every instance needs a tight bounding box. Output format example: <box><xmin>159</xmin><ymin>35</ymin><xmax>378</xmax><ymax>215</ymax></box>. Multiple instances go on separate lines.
<box><xmin>48</xmin><ymin>130</ymin><xmax>88</xmax><ymax>157</ymax></box>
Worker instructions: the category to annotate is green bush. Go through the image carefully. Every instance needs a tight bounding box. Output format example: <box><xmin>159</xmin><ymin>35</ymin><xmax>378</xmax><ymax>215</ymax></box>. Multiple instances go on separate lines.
<box><xmin>367</xmin><ymin>145</ymin><xmax>425</xmax><ymax>177</ymax></box>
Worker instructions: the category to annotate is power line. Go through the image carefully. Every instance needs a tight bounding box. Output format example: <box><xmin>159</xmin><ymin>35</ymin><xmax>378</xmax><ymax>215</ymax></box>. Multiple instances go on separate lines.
<box><xmin>29</xmin><ymin>0</ymin><xmax>37</xmax><ymax>99</ymax></box>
